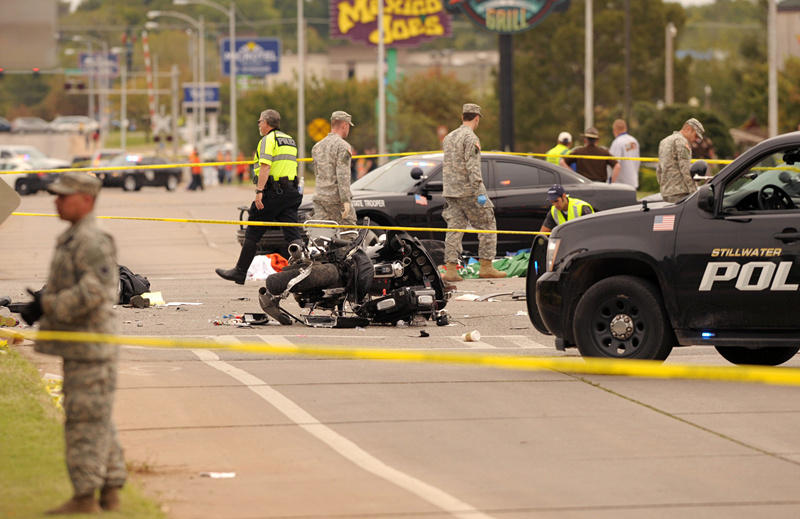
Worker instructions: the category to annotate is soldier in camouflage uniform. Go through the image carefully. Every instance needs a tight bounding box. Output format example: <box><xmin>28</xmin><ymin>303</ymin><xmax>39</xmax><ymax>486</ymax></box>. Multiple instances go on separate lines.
<box><xmin>20</xmin><ymin>172</ymin><xmax>126</xmax><ymax>514</ymax></box>
<box><xmin>657</xmin><ymin>118</ymin><xmax>705</xmax><ymax>203</ymax></box>
<box><xmin>441</xmin><ymin>103</ymin><xmax>506</xmax><ymax>282</ymax></box>
<box><xmin>312</xmin><ymin>111</ymin><xmax>357</xmax><ymax>226</ymax></box>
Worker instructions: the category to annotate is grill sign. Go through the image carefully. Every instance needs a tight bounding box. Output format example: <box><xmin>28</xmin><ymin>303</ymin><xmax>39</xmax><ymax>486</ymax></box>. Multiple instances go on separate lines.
<box><xmin>448</xmin><ymin>0</ymin><xmax>570</xmax><ymax>34</ymax></box>
<box><xmin>331</xmin><ymin>0</ymin><xmax>452</xmax><ymax>46</ymax></box>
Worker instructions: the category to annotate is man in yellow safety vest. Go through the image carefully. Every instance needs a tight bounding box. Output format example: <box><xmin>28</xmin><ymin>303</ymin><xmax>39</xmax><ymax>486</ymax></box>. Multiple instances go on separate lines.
<box><xmin>216</xmin><ymin>108</ymin><xmax>302</xmax><ymax>284</ymax></box>
<box><xmin>539</xmin><ymin>184</ymin><xmax>594</xmax><ymax>233</ymax></box>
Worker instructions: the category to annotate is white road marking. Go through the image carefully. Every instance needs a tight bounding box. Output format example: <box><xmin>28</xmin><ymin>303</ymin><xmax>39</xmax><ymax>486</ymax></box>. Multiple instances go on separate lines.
<box><xmin>195</xmin><ymin>338</ymin><xmax>493</xmax><ymax>519</ymax></box>
<box><xmin>503</xmin><ymin>336</ymin><xmax>553</xmax><ymax>350</ymax></box>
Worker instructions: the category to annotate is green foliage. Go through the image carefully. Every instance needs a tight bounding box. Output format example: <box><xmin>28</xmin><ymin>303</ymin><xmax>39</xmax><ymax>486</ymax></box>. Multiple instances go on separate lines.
<box><xmin>633</xmin><ymin>102</ymin><xmax>734</xmax><ymax>159</ymax></box>
<box><xmin>512</xmin><ymin>0</ymin><xmax>686</xmax><ymax>151</ymax></box>
<box><xmin>237</xmin><ymin>72</ymin><xmax>491</xmax><ymax>161</ymax></box>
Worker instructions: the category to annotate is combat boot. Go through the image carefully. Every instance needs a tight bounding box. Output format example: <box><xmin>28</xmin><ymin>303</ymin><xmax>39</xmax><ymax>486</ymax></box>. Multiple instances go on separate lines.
<box><xmin>442</xmin><ymin>263</ymin><xmax>463</xmax><ymax>283</ymax></box>
<box><xmin>99</xmin><ymin>486</ymin><xmax>121</xmax><ymax>511</ymax></box>
<box><xmin>478</xmin><ymin>259</ymin><xmax>507</xmax><ymax>279</ymax></box>
<box><xmin>216</xmin><ymin>238</ymin><xmax>258</xmax><ymax>285</ymax></box>
<box><xmin>45</xmin><ymin>494</ymin><xmax>101</xmax><ymax>515</ymax></box>
<box><xmin>214</xmin><ymin>267</ymin><xmax>246</xmax><ymax>284</ymax></box>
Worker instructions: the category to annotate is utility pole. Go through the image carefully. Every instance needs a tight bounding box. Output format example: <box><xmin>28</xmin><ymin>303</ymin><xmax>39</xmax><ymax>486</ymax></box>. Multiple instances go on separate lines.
<box><xmin>298</xmin><ymin>0</ymin><xmax>306</xmax><ymax>183</ymax></box>
<box><xmin>377</xmin><ymin>0</ymin><xmax>386</xmax><ymax>163</ymax></box>
<box><xmin>584</xmin><ymin>0</ymin><xmax>594</xmax><ymax>129</ymax></box>
<box><xmin>171</xmin><ymin>64</ymin><xmax>179</xmax><ymax>157</ymax></box>
<box><xmin>665</xmin><ymin>22</ymin><xmax>677</xmax><ymax>106</ymax></box>
<box><xmin>767</xmin><ymin>0</ymin><xmax>778</xmax><ymax>137</ymax></box>
<box><xmin>624</xmin><ymin>0</ymin><xmax>631</xmax><ymax>121</ymax></box>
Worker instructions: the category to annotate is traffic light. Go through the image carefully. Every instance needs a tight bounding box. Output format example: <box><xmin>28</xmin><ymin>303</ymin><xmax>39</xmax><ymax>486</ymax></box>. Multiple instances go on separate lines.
<box><xmin>32</xmin><ymin>67</ymin><xmax>40</xmax><ymax>77</ymax></box>
<box><xmin>0</xmin><ymin>68</ymin><xmax>4</xmax><ymax>79</ymax></box>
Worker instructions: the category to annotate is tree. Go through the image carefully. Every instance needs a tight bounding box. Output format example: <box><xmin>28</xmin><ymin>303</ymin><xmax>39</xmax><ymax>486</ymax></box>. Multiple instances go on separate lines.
<box><xmin>512</xmin><ymin>0</ymin><xmax>686</xmax><ymax>151</ymax></box>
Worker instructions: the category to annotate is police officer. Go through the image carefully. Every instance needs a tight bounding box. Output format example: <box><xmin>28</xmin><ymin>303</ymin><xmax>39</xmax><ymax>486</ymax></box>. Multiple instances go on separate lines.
<box><xmin>20</xmin><ymin>172</ymin><xmax>127</xmax><ymax>514</ymax></box>
<box><xmin>657</xmin><ymin>117</ymin><xmax>705</xmax><ymax>203</ymax></box>
<box><xmin>441</xmin><ymin>103</ymin><xmax>506</xmax><ymax>282</ymax></box>
<box><xmin>216</xmin><ymin>109</ymin><xmax>302</xmax><ymax>284</ymax></box>
<box><xmin>546</xmin><ymin>131</ymin><xmax>572</xmax><ymax>167</ymax></box>
<box><xmin>539</xmin><ymin>184</ymin><xmax>594</xmax><ymax>233</ymax></box>
<box><xmin>311</xmin><ymin>111</ymin><xmax>356</xmax><ymax>226</ymax></box>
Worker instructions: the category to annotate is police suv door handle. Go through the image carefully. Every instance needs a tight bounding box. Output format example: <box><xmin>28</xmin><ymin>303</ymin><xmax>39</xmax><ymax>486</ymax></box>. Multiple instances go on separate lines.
<box><xmin>773</xmin><ymin>229</ymin><xmax>800</xmax><ymax>243</ymax></box>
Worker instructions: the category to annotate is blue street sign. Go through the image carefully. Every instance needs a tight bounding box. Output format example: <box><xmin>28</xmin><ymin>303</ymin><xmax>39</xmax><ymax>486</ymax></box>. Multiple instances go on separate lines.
<box><xmin>182</xmin><ymin>84</ymin><xmax>220</xmax><ymax>104</ymax></box>
<box><xmin>220</xmin><ymin>38</ymin><xmax>280</xmax><ymax>77</ymax></box>
<box><xmin>79</xmin><ymin>53</ymin><xmax>119</xmax><ymax>77</ymax></box>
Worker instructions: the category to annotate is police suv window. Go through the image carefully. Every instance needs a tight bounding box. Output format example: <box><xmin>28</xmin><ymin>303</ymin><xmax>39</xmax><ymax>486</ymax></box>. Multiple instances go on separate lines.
<box><xmin>722</xmin><ymin>147</ymin><xmax>800</xmax><ymax>213</ymax></box>
<box><xmin>493</xmin><ymin>161</ymin><xmax>540</xmax><ymax>189</ymax></box>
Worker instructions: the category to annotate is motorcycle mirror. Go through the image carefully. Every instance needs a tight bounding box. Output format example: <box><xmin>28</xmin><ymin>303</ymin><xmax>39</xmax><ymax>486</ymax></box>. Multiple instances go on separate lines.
<box><xmin>410</xmin><ymin>167</ymin><xmax>425</xmax><ymax>180</ymax></box>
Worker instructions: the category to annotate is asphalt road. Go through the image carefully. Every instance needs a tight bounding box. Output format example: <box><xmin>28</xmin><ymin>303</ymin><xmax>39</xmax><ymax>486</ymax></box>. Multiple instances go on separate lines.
<box><xmin>4</xmin><ymin>184</ymin><xmax>800</xmax><ymax>518</ymax></box>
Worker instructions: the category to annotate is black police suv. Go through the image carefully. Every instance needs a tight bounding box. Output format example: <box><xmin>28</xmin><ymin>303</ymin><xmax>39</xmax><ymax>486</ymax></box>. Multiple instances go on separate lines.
<box><xmin>528</xmin><ymin>131</ymin><xmax>800</xmax><ymax>366</ymax></box>
<box><xmin>239</xmin><ymin>152</ymin><xmax>637</xmax><ymax>256</ymax></box>
<box><xmin>96</xmin><ymin>154</ymin><xmax>182</xmax><ymax>191</ymax></box>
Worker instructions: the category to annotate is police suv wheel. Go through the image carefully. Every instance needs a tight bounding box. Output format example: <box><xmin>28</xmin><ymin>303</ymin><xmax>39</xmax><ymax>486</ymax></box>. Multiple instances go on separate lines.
<box><xmin>15</xmin><ymin>179</ymin><xmax>31</xmax><ymax>196</ymax></box>
<box><xmin>715</xmin><ymin>346</ymin><xmax>800</xmax><ymax>366</ymax></box>
<box><xmin>573</xmin><ymin>275</ymin><xmax>673</xmax><ymax>361</ymax></box>
<box><xmin>166</xmin><ymin>174</ymin><xmax>179</xmax><ymax>191</ymax></box>
<box><xmin>122</xmin><ymin>175</ymin><xmax>138</xmax><ymax>192</ymax></box>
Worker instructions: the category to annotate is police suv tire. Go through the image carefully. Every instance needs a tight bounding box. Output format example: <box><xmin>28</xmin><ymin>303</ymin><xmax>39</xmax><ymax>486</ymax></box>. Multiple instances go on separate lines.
<box><xmin>122</xmin><ymin>175</ymin><xmax>138</xmax><ymax>192</ymax></box>
<box><xmin>573</xmin><ymin>275</ymin><xmax>673</xmax><ymax>361</ymax></box>
<box><xmin>165</xmin><ymin>174</ymin><xmax>179</xmax><ymax>191</ymax></box>
<box><xmin>15</xmin><ymin>179</ymin><xmax>31</xmax><ymax>196</ymax></box>
<box><xmin>714</xmin><ymin>346</ymin><xmax>800</xmax><ymax>366</ymax></box>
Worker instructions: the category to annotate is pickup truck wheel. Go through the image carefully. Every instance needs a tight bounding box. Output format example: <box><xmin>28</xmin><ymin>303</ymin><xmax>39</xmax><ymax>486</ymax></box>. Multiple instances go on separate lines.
<box><xmin>715</xmin><ymin>346</ymin><xmax>800</xmax><ymax>366</ymax></box>
<box><xmin>573</xmin><ymin>275</ymin><xmax>673</xmax><ymax>361</ymax></box>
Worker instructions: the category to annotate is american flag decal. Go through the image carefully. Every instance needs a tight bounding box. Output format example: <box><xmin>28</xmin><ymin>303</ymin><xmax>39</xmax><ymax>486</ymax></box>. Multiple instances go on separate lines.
<box><xmin>653</xmin><ymin>214</ymin><xmax>675</xmax><ymax>231</ymax></box>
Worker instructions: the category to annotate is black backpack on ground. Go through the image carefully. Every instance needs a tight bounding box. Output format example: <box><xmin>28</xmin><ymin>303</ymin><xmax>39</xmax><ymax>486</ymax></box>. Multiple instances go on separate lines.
<box><xmin>118</xmin><ymin>265</ymin><xmax>150</xmax><ymax>304</ymax></box>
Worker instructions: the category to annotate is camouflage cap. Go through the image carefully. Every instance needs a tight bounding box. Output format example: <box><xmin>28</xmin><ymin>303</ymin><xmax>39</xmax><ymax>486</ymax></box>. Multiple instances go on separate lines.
<box><xmin>47</xmin><ymin>172</ymin><xmax>102</xmax><ymax>196</ymax></box>
<box><xmin>685</xmin><ymin>118</ymin><xmax>705</xmax><ymax>139</ymax></box>
<box><xmin>331</xmin><ymin>110</ymin><xmax>354</xmax><ymax>126</ymax></box>
<box><xmin>462</xmin><ymin>103</ymin><xmax>482</xmax><ymax>116</ymax></box>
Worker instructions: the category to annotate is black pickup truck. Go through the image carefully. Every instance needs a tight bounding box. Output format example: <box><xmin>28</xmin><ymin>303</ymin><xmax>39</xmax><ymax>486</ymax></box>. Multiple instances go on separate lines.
<box><xmin>528</xmin><ymin>132</ymin><xmax>800</xmax><ymax>366</ymax></box>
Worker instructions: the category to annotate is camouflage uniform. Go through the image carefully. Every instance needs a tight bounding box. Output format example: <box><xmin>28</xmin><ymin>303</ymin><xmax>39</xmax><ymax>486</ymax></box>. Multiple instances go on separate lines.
<box><xmin>35</xmin><ymin>214</ymin><xmax>127</xmax><ymax>497</ymax></box>
<box><xmin>442</xmin><ymin>124</ymin><xmax>497</xmax><ymax>263</ymax></box>
<box><xmin>657</xmin><ymin>131</ymin><xmax>696</xmax><ymax>203</ymax></box>
<box><xmin>312</xmin><ymin>132</ymin><xmax>356</xmax><ymax>225</ymax></box>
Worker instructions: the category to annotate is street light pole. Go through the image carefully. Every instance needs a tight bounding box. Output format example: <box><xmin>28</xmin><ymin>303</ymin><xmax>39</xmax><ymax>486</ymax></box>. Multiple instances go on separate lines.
<box><xmin>173</xmin><ymin>0</ymin><xmax>238</xmax><ymax>155</ymax></box>
<box><xmin>298</xmin><ymin>0</ymin><xmax>306</xmax><ymax>185</ymax></box>
<box><xmin>767</xmin><ymin>0</ymin><xmax>778</xmax><ymax>137</ymax></box>
<box><xmin>147</xmin><ymin>10</ymin><xmax>206</xmax><ymax>148</ymax></box>
<box><xmin>377</xmin><ymin>0</ymin><xmax>387</xmax><ymax>163</ymax></box>
<box><xmin>584</xmin><ymin>0</ymin><xmax>594</xmax><ymax>129</ymax></box>
<box><xmin>665</xmin><ymin>22</ymin><xmax>677</xmax><ymax>106</ymax></box>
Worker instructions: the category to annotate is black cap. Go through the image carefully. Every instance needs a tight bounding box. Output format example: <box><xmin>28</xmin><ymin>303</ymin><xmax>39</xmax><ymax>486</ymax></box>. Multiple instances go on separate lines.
<box><xmin>547</xmin><ymin>184</ymin><xmax>566</xmax><ymax>201</ymax></box>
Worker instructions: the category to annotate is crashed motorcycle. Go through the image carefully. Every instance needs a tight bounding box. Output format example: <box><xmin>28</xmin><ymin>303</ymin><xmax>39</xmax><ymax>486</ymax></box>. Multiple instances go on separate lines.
<box><xmin>258</xmin><ymin>218</ymin><xmax>451</xmax><ymax>328</ymax></box>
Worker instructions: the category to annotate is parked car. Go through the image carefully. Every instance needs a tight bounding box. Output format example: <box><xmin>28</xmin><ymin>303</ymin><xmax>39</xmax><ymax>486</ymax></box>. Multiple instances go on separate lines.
<box><xmin>96</xmin><ymin>154</ymin><xmax>182</xmax><ymax>191</ymax></box>
<box><xmin>0</xmin><ymin>117</ymin><xmax>11</xmax><ymax>132</ymax></box>
<box><xmin>10</xmin><ymin>116</ymin><xmax>51</xmax><ymax>133</ymax></box>
<box><xmin>0</xmin><ymin>158</ymin><xmax>64</xmax><ymax>195</ymax></box>
<box><xmin>0</xmin><ymin>145</ymin><xmax>70</xmax><ymax>170</ymax></box>
<box><xmin>236</xmin><ymin>152</ymin><xmax>639</xmax><ymax>256</ymax></box>
<box><xmin>91</xmin><ymin>148</ymin><xmax>125</xmax><ymax>167</ymax></box>
<box><xmin>50</xmin><ymin>115</ymin><xmax>99</xmax><ymax>133</ymax></box>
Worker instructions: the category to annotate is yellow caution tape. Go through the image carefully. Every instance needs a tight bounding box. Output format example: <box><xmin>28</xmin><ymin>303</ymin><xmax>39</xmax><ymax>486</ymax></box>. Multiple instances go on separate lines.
<box><xmin>9</xmin><ymin>212</ymin><xmax>550</xmax><ymax>236</ymax></box>
<box><xmin>0</xmin><ymin>150</ymin><xmax>734</xmax><ymax>176</ymax></box>
<box><xmin>2</xmin><ymin>328</ymin><xmax>800</xmax><ymax>387</ymax></box>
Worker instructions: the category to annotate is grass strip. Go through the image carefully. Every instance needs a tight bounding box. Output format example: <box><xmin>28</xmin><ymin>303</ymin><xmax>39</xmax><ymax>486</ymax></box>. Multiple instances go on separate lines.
<box><xmin>0</xmin><ymin>341</ymin><xmax>165</xmax><ymax>518</ymax></box>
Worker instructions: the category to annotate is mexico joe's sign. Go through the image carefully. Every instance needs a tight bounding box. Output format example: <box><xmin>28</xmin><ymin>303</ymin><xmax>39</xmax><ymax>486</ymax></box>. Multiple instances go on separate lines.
<box><xmin>449</xmin><ymin>0</ymin><xmax>570</xmax><ymax>33</ymax></box>
<box><xmin>331</xmin><ymin>0</ymin><xmax>451</xmax><ymax>46</ymax></box>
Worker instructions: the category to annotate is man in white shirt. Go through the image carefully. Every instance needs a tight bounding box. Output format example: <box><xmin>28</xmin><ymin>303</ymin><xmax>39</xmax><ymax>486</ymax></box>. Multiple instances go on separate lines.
<box><xmin>609</xmin><ymin>119</ymin><xmax>640</xmax><ymax>188</ymax></box>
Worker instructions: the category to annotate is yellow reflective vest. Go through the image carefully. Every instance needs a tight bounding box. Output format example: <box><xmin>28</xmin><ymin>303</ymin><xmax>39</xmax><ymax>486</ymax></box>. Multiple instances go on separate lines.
<box><xmin>253</xmin><ymin>129</ymin><xmax>298</xmax><ymax>181</ymax></box>
<box><xmin>549</xmin><ymin>197</ymin><xmax>594</xmax><ymax>226</ymax></box>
